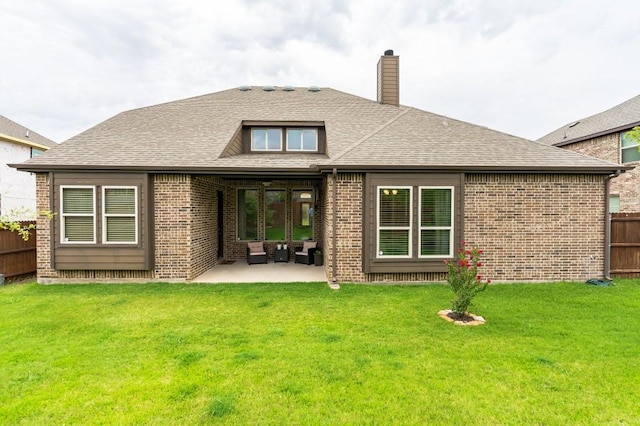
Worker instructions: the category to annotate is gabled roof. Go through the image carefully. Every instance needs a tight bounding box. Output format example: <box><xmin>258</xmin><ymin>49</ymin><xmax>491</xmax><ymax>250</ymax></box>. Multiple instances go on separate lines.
<box><xmin>0</xmin><ymin>115</ymin><xmax>57</xmax><ymax>149</ymax></box>
<box><xmin>14</xmin><ymin>86</ymin><xmax>624</xmax><ymax>174</ymax></box>
<box><xmin>537</xmin><ymin>94</ymin><xmax>640</xmax><ymax>147</ymax></box>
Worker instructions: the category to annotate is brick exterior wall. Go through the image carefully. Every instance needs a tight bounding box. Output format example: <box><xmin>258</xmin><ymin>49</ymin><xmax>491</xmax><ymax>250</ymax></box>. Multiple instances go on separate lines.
<box><xmin>562</xmin><ymin>132</ymin><xmax>640</xmax><ymax>212</ymax></box>
<box><xmin>464</xmin><ymin>174</ymin><xmax>606</xmax><ymax>282</ymax></box>
<box><xmin>35</xmin><ymin>170</ymin><xmax>608</xmax><ymax>284</ymax></box>
<box><xmin>324</xmin><ymin>172</ymin><xmax>607</xmax><ymax>283</ymax></box>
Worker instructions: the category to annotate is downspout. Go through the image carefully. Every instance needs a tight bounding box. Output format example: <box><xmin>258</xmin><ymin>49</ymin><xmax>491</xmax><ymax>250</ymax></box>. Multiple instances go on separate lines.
<box><xmin>604</xmin><ymin>170</ymin><xmax>621</xmax><ymax>280</ymax></box>
<box><xmin>332</xmin><ymin>168</ymin><xmax>338</xmax><ymax>286</ymax></box>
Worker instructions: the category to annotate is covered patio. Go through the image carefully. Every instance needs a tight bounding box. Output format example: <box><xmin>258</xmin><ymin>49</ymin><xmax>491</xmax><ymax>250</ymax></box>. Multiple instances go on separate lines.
<box><xmin>192</xmin><ymin>260</ymin><xmax>327</xmax><ymax>283</ymax></box>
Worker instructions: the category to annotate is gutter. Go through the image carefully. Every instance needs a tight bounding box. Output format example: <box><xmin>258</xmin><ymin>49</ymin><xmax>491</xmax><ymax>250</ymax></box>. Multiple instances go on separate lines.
<box><xmin>331</xmin><ymin>167</ymin><xmax>338</xmax><ymax>288</ymax></box>
<box><xmin>603</xmin><ymin>169</ymin><xmax>622</xmax><ymax>280</ymax></box>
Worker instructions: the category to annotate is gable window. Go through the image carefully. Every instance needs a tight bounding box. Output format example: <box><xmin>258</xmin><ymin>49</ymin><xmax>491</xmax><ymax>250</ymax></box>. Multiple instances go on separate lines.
<box><xmin>61</xmin><ymin>186</ymin><xmax>96</xmax><ymax>243</ymax></box>
<box><xmin>103</xmin><ymin>187</ymin><xmax>137</xmax><ymax>244</ymax></box>
<box><xmin>419</xmin><ymin>187</ymin><xmax>454</xmax><ymax>257</ymax></box>
<box><xmin>252</xmin><ymin>128</ymin><xmax>282</xmax><ymax>151</ymax></box>
<box><xmin>264</xmin><ymin>189</ymin><xmax>286</xmax><ymax>241</ymax></box>
<box><xmin>621</xmin><ymin>131</ymin><xmax>640</xmax><ymax>163</ymax></box>
<box><xmin>237</xmin><ymin>189</ymin><xmax>258</xmax><ymax>240</ymax></box>
<box><xmin>377</xmin><ymin>187</ymin><xmax>412</xmax><ymax>257</ymax></box>
<box><xmin>287</xmin><ymin>129</ymin><xmax>318</xmax><ymax>151</ymax></box>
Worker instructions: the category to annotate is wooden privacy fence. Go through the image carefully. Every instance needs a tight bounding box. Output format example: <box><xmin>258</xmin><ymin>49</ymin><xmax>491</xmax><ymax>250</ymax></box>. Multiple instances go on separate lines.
<box><xmin>610</xmin><ymin>213</ymin><xmax>640</xmax><ymax>278</ymax></box>
<box><xmin>0</xmin><ymin>221</ymin><xmax>36</xmax><ymax>278</ymax></box>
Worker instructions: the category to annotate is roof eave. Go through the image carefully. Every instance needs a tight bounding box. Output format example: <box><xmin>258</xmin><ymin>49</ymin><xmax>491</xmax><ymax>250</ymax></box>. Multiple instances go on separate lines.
<box><xmin>8</xmin><ymin>163</ymin><xmax>325</xmax><ymax>176</ymax></box>
<box><xmin>316</xmin><ymin>164</ymin><xmax>631</xmax><ymax>174</ymax></box>
<box><xmin>0</xmin><ymin>133</ymin><xmax>52</xmax><ymax>150</ymax></box>
<box><xmin>552</xmin><ymin>120</ymin><xmax>640</xmax><ymax>147</ymax></box>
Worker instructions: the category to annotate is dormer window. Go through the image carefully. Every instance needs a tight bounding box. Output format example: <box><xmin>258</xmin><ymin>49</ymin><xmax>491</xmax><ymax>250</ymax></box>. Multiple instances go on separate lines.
<box><xmin>251</xmin><ymin>128</ymin><xmax>282</xmax><ymax>151</ymax></box>
<box><xmin>287</xmin><ymin>129</ymin><xmax>318</xmax><ymax>151</ymax></box>
<box><xmin>242</xmin><ymin>121</ymin><xmax>325</xmax><ymax>154</ymax></box>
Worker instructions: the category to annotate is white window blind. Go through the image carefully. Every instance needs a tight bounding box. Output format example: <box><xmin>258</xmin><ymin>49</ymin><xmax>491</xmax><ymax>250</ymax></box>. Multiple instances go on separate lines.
<box><xmin>377</xmin><ymin>187</ymin><xmax>411</xmax><ymax>257</ymax></box>
<box><xmin>419</xmin><ymin>187</ymin><xmax>453</xmax><ymax>257</ymax></box>
<box><xmin>103</xmin><ymin>187</ymin><xmax>137</xmax><ymax>243</ymax></box>
<box><xmin>61</xmin><ymin>186</ymin><xmax>95</xmax><ymax>243</ymax></box>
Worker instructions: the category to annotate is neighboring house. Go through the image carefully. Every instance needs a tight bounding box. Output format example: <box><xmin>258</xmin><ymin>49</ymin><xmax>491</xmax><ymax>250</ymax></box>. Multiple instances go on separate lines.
<box><xmin>0</xmin><ymin>115</ymin><xmax>57</xmax><ymax>218</ymax></box>
<box><xmin>13</xmin><ymin>51</ymin><xmax>627</xmax><ymax>284</ymax></box>
<box><xmin>538</xmin><ymin>94</ymin><xmax>640</xmax><ymax>213</ymax></box>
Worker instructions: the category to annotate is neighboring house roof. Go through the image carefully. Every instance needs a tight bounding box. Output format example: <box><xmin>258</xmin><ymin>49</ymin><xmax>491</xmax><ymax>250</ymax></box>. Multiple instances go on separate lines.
<box><xmin>0</xmin><ymin>115</ymin><xmax>57</xmax><ymax>149</ymax></box>
<box><xmin>13</xmin><ymin>86</ymin><xmax>624</xmax><ymax>174</ymax></box>
<box><xmin>537</xmin><ymin>94</ymin><xmax>640</xmax><ymax>147</ymax></box>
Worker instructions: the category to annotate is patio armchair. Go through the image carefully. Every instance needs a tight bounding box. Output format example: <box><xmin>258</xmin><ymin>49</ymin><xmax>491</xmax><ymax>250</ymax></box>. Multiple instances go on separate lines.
<box><xmin>246</xmin><ymin>241</ymin><xmax>268</xmax><ymax>265</ymax></box>
<box><xmin>294</xmin><ymin>240</ymin><xmax>318</xmax><ymax>265</ymax></box>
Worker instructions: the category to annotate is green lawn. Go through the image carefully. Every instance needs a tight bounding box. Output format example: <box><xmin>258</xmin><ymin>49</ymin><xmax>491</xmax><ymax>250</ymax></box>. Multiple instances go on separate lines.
<box><xmin>1</xmin><ymin>280</ymin><xmax>639</xmax><ymax>424</ymax></box>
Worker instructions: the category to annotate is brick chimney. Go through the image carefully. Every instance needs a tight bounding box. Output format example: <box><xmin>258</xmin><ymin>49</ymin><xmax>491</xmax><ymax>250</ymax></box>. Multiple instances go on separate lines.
<box><xmin>377</xmin><ymin>49</ymin><xmax>399</xmax><ymax>107</ymax></box>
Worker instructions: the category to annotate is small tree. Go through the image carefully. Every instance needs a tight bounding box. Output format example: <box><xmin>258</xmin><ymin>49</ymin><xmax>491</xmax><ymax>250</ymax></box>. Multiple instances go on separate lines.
<box><xmin>0</xmin><ymin>207</ymin><xmax>54</xmax><ymax>241</ymax></box>
<box><xmin>444</xmin><ymin>241</ymin><xmax>490</xmax><ymax>316</ymax></box>
<box><xmin>629</xmin><ymin>126</ymin><xmax>640</xmax><ymax>145</ymax></box>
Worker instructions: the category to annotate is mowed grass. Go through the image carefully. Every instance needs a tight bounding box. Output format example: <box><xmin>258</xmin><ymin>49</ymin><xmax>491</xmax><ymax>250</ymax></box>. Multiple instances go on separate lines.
<box><xmin>1</xmin><ymin>280</ymin><xmax>639</xmax><ymax>425</ymax></box>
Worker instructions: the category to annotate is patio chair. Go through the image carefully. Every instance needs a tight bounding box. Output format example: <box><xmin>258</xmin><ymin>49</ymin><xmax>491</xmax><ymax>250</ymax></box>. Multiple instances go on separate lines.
<box><xmin>246</xmin><ymin>241</ymin><xmax>267</xmax><ymax>265</ymax></box>
<box><xmin>294</xmin><ymin>241</ymin><xmax>318</xmax><ymax>265</ymax></box>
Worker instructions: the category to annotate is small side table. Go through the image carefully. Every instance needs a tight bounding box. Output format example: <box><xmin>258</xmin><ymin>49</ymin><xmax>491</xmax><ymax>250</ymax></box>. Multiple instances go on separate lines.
<box><xmin>274</xmin><ymin>248</ymin><xmax>289</xmax><ymax>263</ymax></box>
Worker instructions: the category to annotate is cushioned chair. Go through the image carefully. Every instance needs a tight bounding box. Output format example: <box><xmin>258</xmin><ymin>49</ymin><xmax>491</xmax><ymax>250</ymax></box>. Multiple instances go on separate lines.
<box><xmin>246</xmin><ymin>241</ymin><xmax>267</xmax><ymax>265</ymax></box>
<box><xmin>294</xmin><ymin>241</ymin><xmax>317</xmax><ymax>265</ymax></box>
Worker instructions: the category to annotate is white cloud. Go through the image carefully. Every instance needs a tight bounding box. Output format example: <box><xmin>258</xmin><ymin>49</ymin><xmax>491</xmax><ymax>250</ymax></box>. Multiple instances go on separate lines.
<box><xmin>1</xmin><ymin>0</ymin><xmax>639</xmax><ymax>142</ymax></box>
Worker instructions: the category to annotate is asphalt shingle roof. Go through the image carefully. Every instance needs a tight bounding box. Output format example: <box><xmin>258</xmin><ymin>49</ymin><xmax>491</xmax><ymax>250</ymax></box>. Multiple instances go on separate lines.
<box><xmin>16</xmin><ymin>86</ymin><xmax>623</xmax><ymax>173</ymax></box>
<box><xmin>537</xmin><ymin>94</ymin><xmax>640</xmax><ymax>146</ymax></box>
<box><xmin>0</xmin><ymin>115</ymin><xmax>57</xmax><ymax>148</ymax></box>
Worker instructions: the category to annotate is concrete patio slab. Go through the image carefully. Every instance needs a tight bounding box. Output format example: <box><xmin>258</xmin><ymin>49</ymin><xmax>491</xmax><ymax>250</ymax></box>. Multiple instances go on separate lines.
<box><xmin>192</xmin><ymin>260</ymin><xmax>328</xmax><ymax>283</ymax></box>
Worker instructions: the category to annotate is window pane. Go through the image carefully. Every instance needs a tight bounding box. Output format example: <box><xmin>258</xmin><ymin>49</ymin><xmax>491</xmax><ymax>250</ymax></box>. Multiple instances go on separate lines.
<box><xmin>421</xmin><ymin>229</ymin><xmax>450</xmax><ymax>256</ymax></box>
<box><xmin>237</xmin><ymin>189</ymin><xmax>258</xmax><ymax>240</ymax></box>
<box><xmin>265</xmin><ymin>189</ymin><xmax>286</xmax><ymax>240</ymax></box>
<box><xmin>267</xmin><ymin>129</ymin><xmax>282</xmax><ymax>150</ymax></box>
<box><xmin>622</xmin><ymin>147</ymin><xmax>640</xmax><ymax>163</ymax></box>
<box><xmin>421</xmin><ymin>189</ymin><xmax>452</xmax><ymax>227</ymax></box>
<box><xmin>302</xmin><ymin>129</ymin><xmax>318</xmax><ymax>150</ymax></box>
<box><xmin>63</xmin><ymin>188</ymin><xmax>93</xmax><ymax>214</ymax></box>
<box><xmin>105</xmin><ymin>188</ymin><xmax>135</xmax><ymax>214</ymax></box>
<box><xmin>609</xmin><ymin>195</ymin><xmax>620</xmax><ymax>213</ymax></box>
<box><xmin>64</xmin><ymin>216</ymin><xmax>94</xmax><ymax>242</ymax></box>
<box><xmin>106</xmin><ymin>217</ymin><xmax>136</xmax><ymax>242</ymax></box>
<box><xmin>379</xmin><ymin>188</ymin><xmax>410</xmax><ymax>227</ymax></box>
<box><xmin>288</xmin><ymin>129</ymin><xmax>302</xmax><ymax>150</ymax></box>
<box><xmin>252</xmin><ymin>129</ymin><xmax>267</xmax><ymax>150</ymax></box>
<box><xmin>621</xmin><ymin>131</ymin><xmax>639</xmax><ymax>148</ymax></box>
<box><xmin>379</xmin><ymin>229</ymin><xmax>409</xmax><ymax>256</ymax></box>
<box><xmin>293</xmin><ymin>190</ymin><xmax>314</xmax><ymax>240</ymax></box>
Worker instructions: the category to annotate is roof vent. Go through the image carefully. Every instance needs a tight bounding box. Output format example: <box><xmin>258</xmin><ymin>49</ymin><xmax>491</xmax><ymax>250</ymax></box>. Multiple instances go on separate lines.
<box><xmin>384</xmin><ymin>49</ymin><xmax>394</xmax><ymax>56</ymax></box>
<box><xmin>238</xmin><ymin>85</ymin><xmax>251</xmax><ymax>91</ymax></box>
<box><xmin>308</xmin><ymin>86</ymin><xmax>321</xmax><ymax>92</ymax></box>
<box><xmin>263</xmin><ymin>85</ymin><xmax>276</xmax><ymax>91</ymax></box>
<box><xmin>283</xmin><ymin>86</ymin><xmax>295</xmax><ymax>91</ymax></box>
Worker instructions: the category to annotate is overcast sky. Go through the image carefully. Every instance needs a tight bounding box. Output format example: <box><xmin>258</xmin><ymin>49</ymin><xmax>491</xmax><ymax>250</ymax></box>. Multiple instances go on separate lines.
<box><xmin>1</xmin><ymin>0</ymin><xmax>639</xmax><ymax>143</ymax></box>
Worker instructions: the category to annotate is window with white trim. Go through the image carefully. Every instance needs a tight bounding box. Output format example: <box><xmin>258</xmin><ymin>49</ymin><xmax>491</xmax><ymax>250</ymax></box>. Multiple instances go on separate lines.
<box><xmin>103</xmin><ymin>187</ymin><xmax>138</xmax><ymax>244</ymax></box>
<box><xmin>252</xmin><ymin>128</ymin><xmax>282</xmax><ymax>151</ymax></box>
<box><xmin>287</xmin><ymin>129</ymin><xmax>318</xmax><ymax>151</ymax></box>
<box><xmin>61</xmin><ymin>186</ymin><xmax>96</xmax><ymax>243</ymax></box>
<box><xmin>621</xmin><ymin>131</ymin><xmax>640</xmax><ymax>163</ymax></box>
<box><xmin>419</xmin><ymin>187</ymin><xmax>454</xmax><ymax>257</ymax></box>
<box><xmin>377</xmin><ymin>187</ymin><xmax>412</xmax><ymax>257</ymax></box>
